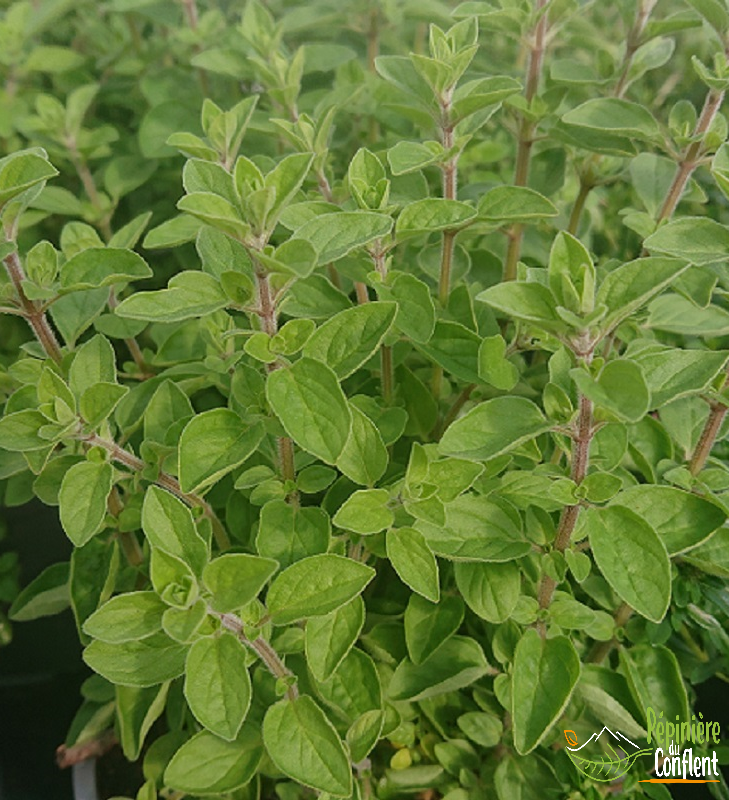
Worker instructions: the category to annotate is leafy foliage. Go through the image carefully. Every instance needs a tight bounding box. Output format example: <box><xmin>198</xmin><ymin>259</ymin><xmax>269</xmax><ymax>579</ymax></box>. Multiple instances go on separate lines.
<box><xmin>1</xmin><ymin>0</ymin><xmax>729</xmax><ymax>799</ymax></box>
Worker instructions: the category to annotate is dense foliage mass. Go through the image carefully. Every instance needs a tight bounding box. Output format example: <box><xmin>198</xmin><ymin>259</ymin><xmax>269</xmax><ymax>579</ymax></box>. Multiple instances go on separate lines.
<box><xmin>1</xmin><ymin>0</ymin><xmax>729</xmax><ymax>798</ymax></box>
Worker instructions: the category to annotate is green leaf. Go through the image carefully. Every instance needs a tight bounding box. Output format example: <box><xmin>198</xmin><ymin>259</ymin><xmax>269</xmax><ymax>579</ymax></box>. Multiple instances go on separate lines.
<box><xmin>8</xmin><ymin>562</ymin><xmax>69</xmax><ymax>621</ymax></box>
<box><xmin>0</xmin><ymin>410</ymin><xmax>55</xmax><ymax>451</ymax></box>
<box><xmin>263</xmin><ymin>696</ymin><xmax>352</xmax><ymax>797</ymax></box>
<box><xmin>620</xmin><ymin>644</ymin><xmax>689</xmax><ymax>724</ymax></box>
<box><xmin>303</xmin><ymin>302</ymin><xmax>397</xmax><ymax>379</ymax></box>
<box><xmin>164</xmin><ymin>726</ymin><xmax>263</xmax><ymax>795</ymax></box>
<box><xmin>59</xmin><ymin>461</ymin><xmax>113</xmax><ymax>546</ymax></box>
<box><xmin>458</xmin><ymin>712</ymin><xmax>503</xmax><ymax>748</ymax></box>
<box><xmin>266</xmin><ymin>358</ymin><xmax>351</xmax><ymax>464</ymax></box>
<box><xmin>116</xmin><ymin>272</ymin><xmax>228</xmax><ymax>322</ymax></box>
<box><xmin>477</xmin><ymin>186</ymin><xmax>558</xmax><ymax>223</ymax></box>
<box><xmin>404</xmin><ymin>594</ymin><xmax>464</xmax><ymax>665</ymax></box>
<box><xmin>347</xmin><ymin>710</ymin><xmax>385</xmax><ymax>763</ymax></box>
<box><xmin>586</xmin><ymin>505</ymin><xmax>671</xmax><ymax>623</ymax></box>
<box><xmin>333</xmin><ymin>489</ymin><xmax>394</xmax><ymax>534</ymax></box>
<box><xmin>389</xmin><ymin>636</ymin><xmax>490</xmax><ymax>701</ymax></box>
<box><xmin>478</xmin><ymin>335</ymin><xmax>519</xmax><ymax>390</ymax></box>
<box><xmin>314</xmin><ymin>647</ymin><xmax>381</xmax><ymax>724</ymax></box>
<box><xmin>292</xmin><ymin>211</ymin><xmax>393</xmax><ymax>263</ymax></box>
<box><xmin>255</xmin><ymin>500</ymin><xmax>330</xmax><ymax>568</ymax></box>
<box><xmin>627</xmin><ymin>343</ymin><xmax>728</xmax><ymax>407</ymax></box>
<box><xmin>263</xmin><ymin>152</ymin><xmax>314</xmax><ymax>229</ymax></box>
<box><xmin>266</xmin><ymin>554</ymin><xmax>375</xmax><ymax>624</ymax></box>
<box><xmin>571</xmin><ymin>360</ymin><xmax>650</xmax><ymax>423</ymax></box>
<box><xmin>144</xmin><ymin>380</ymin><xmax>193</xmax><ymax>444</ymax></box>
<box><xmin>454</xmin><ymin>561</ymin><xmax>520</xmax><ymax>623</ymax></box>
<box><xmin>60</xmin><ymin>248</ymin><xmax>152</xmax><ymax>290</ymax></box>
<box><xmin>80</xmin><ymin>383</ymin><xmax>129</xmax><ymax>428</ymax></box>
<box><xmin>141</xmin><ymin>486</ymin><xmax>209</xmax><ymax>576</ymax></box>
<box><xmin>547</xmin><ymin>231</ymin><xmax>595</xmax><ymax>313</ymax></box>
<box><xmin>69</xmin><ymin>334</ymin><xmax>116</xmax><ymax>397</ymax></box>
<box><xmin>419</xmin><ymin>495</ymin><xmax>531</xmax><ymax>562</ymax></box>
<box><xmin>440</xmin><ymin>397</ymin><xmax>550</xmax><ymax>461</ymax></box>
<box><xmin>512</xmin><ymin>629</ymin><xmax>581</xmax><ymax>755</ymax></box>
<box><xmin>611</xmin><ymin>485</ymin><xmax>725</xmax><ymax>555</ymax></box>
<box><xmin>414</xmin><ymin>320</ymin><xmax>481</xmax><ymax>383</ymax></box>
<box><xmin>83</xmin><ymin>591</ymin><xmax>166</xmax><ymax>643</ymax></box>
<box><xmin>116</xmin><ymin>683</ymin><xmax>169</xmax><ymax>761</ymax></box>
<box><xmin>562</xmin><ymin>98</ymin><xmax>660</xmax><ymax>140</ymax></box>
<box><xmin>177</xmin><ymin>192</ymin><xmax>250</xmax><ymax>241</ymax></box>
<box><xmin>203</xmin><ymin>554</ymin><xmax>278</xmax><ymax>613</ymax></box>
<box><xmin>386</xmin><ymin>527</ymin><xmax>440</xmax><ymax>602</ymax></box>
<box><xmin>387</xmin><ymin>141</ymin><xmax>444</xmax><ymax>175</ymax></box>
<box><xmin>644</xmin><ymin>217</ymin><xmax>729</xmax><ymax>265</ymax></box>
<box><xmin>184</xmin><ymin>634</ymin><xmax>252</xmax><ymax>741</ymax></box>
<box><xmin>0</xmin><ymin>150</ymin><xmax>58</xmax><ymax>206</ymax></box>
<box><xmin>647</xmin><ymin>293</ymin><xmax>729</xmax><ymax>336</ymax></box>
<box><xmin>683</xmin><ymin>528</ymin><xmax>729</xmax><ymax>577</ymax></box>
<box><xmin>305</xmin><ymin>595</ymin><xmax>365</xmax><ymax>682</ymax></box>
<box><xmin>178</xmin><ymin>410</ymin><xmax>264</xmax><ymax>494</ymax></box>
<box><xmin>380</xmin><ymin>272</ymin><xmax>436</xmax><ymax>343</ymax></box>
<box><xmin>336</xmin><ymin>404</ymin><xmax>388</xmax><ymax>486</ymax></box>
<box><xmin>396</xmin><ymin>198</ymin><xmax>476</xmax><ymax>236</ymax></box>
<box><xmin>83</xmin><ymin>632</ymin><xmax>187</xmax><ymax>687</ymax></box>
<box><xmin>476</xmin><ymin>283</ymin><xmax>563</xmax><ymax>333</ymax></box>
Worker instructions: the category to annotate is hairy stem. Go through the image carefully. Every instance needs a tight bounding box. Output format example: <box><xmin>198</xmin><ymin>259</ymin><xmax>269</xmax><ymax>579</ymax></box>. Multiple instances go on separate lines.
<box><xmin>613</xmin><ymin>0</ymin><xmax>658</xmax><ymax>99</ymax></box>
<box><xmin>2</xmin><ymin>250</ymin><xmax>63</xmax><ymax>363</ymax></box>
<box><xmin>438</xmin><ymin>116</ymin><xmax>458</xmax><ymax>303</ymax></box>
<box><xmin>254</xmin><ymin>268</ymin><xmax>299</xmax><ymax>498</ymax></box>
<box><xmin>216</xmin><ymin>611</ymin><xmax>298</xmax><ymax>701</ymax></box>
<box><xmin>372</xmin><ymin>246</ymin><xmax>394</xmax><ymax>403</ymax></box>
<box><xmin>86</xmin><ymin>433</ymin><xmax>231</xmax><ymax>550</ymax></box>
<box><xmin>503</xmin><ymin>0</ymin><xmax>550</xmax><ymax>282</ymax></box>
<box><xmin>537</xmin><ymin>392</ymin><xmax>594</xmax><ymax>627</ymax></box>
<box><xmin>655</xmin><ymin>63</ymin><xmax>729</xmax><ymax>471</ymax></box>
<box><xmin>689</xmin><ymin>396</ymin><xmax>728</xmax><ymax>476</ymax></box>
<box><xmin>655</xmin><ymin>86</ymin><xmax>726</xmax><ymax>224</ymax></box>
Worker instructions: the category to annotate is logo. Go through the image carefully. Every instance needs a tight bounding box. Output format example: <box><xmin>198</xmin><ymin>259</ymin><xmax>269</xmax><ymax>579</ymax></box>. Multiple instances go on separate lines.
<box><xmin>564</xmin><ymin>708</ymin><xmax>722</xmax><ymax>785</ymax></box>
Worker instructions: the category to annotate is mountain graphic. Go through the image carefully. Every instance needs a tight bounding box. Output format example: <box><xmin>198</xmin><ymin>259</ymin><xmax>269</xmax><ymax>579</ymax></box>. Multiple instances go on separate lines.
<box><xmin>567</xmin><ymin>725</ymin><xmax>639</xmax><ymax>754</ymax></box>
<box><xmin>565</xmin><ymin>725</ymin><xmax>652</xmax><ymax>783</ymax></box>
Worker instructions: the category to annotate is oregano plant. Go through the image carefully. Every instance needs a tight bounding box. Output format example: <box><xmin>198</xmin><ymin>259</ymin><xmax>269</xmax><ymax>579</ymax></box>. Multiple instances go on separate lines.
<box><xmin>1</xmin><ymin>0</ymin><xmax>729</xmax><ymax>798</ymax></box>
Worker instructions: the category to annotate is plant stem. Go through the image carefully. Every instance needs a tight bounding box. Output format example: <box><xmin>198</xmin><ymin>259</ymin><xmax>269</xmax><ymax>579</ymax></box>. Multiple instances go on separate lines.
<box><xmin>253</xmin><ymin>267</ymin><xmax>299</xmax><ymax>499</ymax></box>
<box><xmin>372</xmin><ymin>246</ymin><xmax>394</xmax><ymax>404</ymax></box>
<box><xmin>108</xmin><ymin>288</ymin><xmax>152</xmax><ymax>379</ymax></box>
<box><xmin>107</xmin><ymin>486</ymin><xmax>144</xmax><ymax>567</ymax></box>
<box><xmin>655</xmin><ymin>86</ymin><xmax>726</xmax><ymax>224</ymax></box>
<box><xmin>440</xmin><ymin>383</ymin><xmax>474</xmax><ymax>434</ymax></box>
<box><xmin>216</xmin><ymin>611</ymin><xmax>298</xmax><ymax>701</ymax></box>
<box><xmin>655</xmin><ymin>63</ymin><xmax>729</xmax><ymax>472</ymax></box>
<box><xmin>2</xmin><ymin>250</ymin><xmax>63</xmax><ymax>364</ymax></box>
<box><xmin>567</xmin><ymin>178</ymin><xmax>592</xmax><ymax>235</ymax></box>
<box><xmin>85</xmin><ymin>433</ymin><xmax>231</xmax><ymax>550</ymax></box>
<box><xmin>689</xmin><ymin>396</ymin><xmax>728</xmax><ymax>475</ymax></box>
<box><xmin>67</xmin><ymin>140</ymin><xmax>113</xmax><ymax>242</ymax></box>
<box><xmin>537</xmin><ymin>391</ymin><xmax>594</xmax><ymax>626</ymax></box>
<box><xmin>503</xmin><ymin>0</ymin><xmax>550</xmax><ymax>282</ymax></box>
<box><xmin>613</xmin><ymin>0</ymin><xmax>658</xmax><ymax>99</ymax></box>
<box><xmin>438</xmin><ymin>117</ymin><xmax>458</xmax><ymax>303</ymax></box>
<box><xmin>566</xmin><ymin>0</ymin><xmax>658</xmax><ymax>234</ymax></box>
